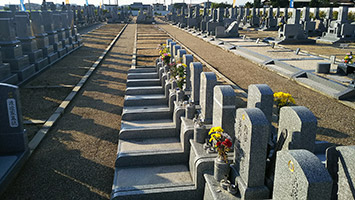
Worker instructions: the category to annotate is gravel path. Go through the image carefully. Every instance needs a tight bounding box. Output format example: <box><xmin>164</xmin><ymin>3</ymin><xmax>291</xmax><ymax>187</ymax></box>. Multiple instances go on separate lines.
<box><xmin>159</xmin><ymin>23</ymin><xmax>355</xmax><ymax>146</ymax></box>
<box><xmin>1</xmin><ymin>24</ymin><xmax>135</xmax><ymax>199</ymax></box>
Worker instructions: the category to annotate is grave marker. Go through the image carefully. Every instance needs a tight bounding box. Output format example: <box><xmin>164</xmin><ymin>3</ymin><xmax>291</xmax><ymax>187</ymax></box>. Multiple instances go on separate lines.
<box><xmin>277</xmin><ymin>106</ymin><xmax>317</xmax><ymax>153</ymax></box>
<box><xmin>273</xmin><ymin>149</ymin><xmax>333</xmax><ymax>199</ymax></box>
<box><xmin>199</xmin><ymin>72</ymin><xmax>217</xmax><ymax>124</ymax></box>
<box><xmin>232</xmin><ymin>108</ymin><xmax>270</xmax><ymax>199</ymax></box>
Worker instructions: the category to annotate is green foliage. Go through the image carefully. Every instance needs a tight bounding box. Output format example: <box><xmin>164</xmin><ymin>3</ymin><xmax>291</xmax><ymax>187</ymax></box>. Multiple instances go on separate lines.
<box><xmin>211</xmin><ymin>2</ymin><xmax>232</xmax><ymax>9</ymax></box>
<box><xmin>309</xmin><ymin>12</ymin><xmax>314</xmax><ymax>20</ymax></box>
<box><xmin>154</xmin><ymin>12</ymin><xmax>162</xmax><ymax>16</ymax></box>
<box><xmin>3</xmin><ymin>7</ymin><xmax>10</xmax><ymax>11</ymax></box>
<box><xmin>253</xmin><ymin>0</ymin><xmax>261</xmax><ymax>8</ymax></box>
<box><xmin>245</xmin><ymin>2</ymin><xmax>253</xmax><ymax>8</ymax></box>
<box><xmin>103</xmin><ymin>9</ymin><xmax>108</xmax><ymax>15</ymax></box>
<box><xmin>333</xmin><ymin>11</ymin><xmax>338</xmax><ymax>20</ymax></box>
<box><xmin>270</xmin><ymin>0</ymin><xmax>288</xmax><ymax>7</ymax></box>
<box><xmin>349</xmin><ymin>12</ymin><xmax>355</xmax><ymax>22</ymax></box>
<box><xmin>319</xmin><ymin>10</ymin><xmax>326</xmax><ymax>19</ymax></box>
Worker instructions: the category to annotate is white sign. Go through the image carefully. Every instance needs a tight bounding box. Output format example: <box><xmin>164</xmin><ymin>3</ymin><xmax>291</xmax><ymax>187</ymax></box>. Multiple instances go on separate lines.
<box><xmin>7</xmin><ymin>98</ymin><xmax>19</xmax><ymax>128</ymax></box>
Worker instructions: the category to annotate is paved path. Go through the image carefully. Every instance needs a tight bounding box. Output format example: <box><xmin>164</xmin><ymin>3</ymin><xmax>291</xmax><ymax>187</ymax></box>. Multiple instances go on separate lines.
<box><xmin>159</xmin><ymin>23</ymin><xmax>355</xmax><ymax>146</ymax></box>
<box><xmin>1</xmin><ymin>24</ymin><xmax>135</xmax><ymax>199</ymax></box>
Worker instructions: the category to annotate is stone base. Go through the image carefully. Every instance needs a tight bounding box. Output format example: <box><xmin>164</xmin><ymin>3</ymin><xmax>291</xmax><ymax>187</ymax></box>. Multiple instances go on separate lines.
<box><xmin>34</xmin><ymin>57</ymin><xmax>49</xmax><ymax>71</ymax></box>
<box><xmin>230</xmin><ymin>165</ymin><xmax>270</xmax><ymax>200</ymax></box>
<box><xmin>41</xmin><ymin>45</ymin><xmax>54</xmax><ymax>57</ymax></box>
<box><xmin>65</xmin><ymin>44</ymin><xmax>73</xmax><ymax>53</ymax></box>
<box><xmin>25</xmin><ymin>48</ymin><xmax>43</xmax><ymax>64</ymax></box>
<box><xmin>57</xmin><ymin>47</ymin><xmax>66</xmax><ymax>58</ymax></box>
<box><xmin>0</xmin><ymin>73</ymin><xmax>18</xmax><ymax>84</ymax></box>
<box><xmin>13</xmin><ymin>63</ymin><xmax>36</xmax><ymax>82</ymax></box>
<box><xmin>4</xmin><ymin>55</ymin><xmax>31</xmax><ymax>71</ymax></box>
<box><xmin>0</xmin><ymin>63</ymin><xmax>11</xmax><ymax>80</ymax></box>
<box><xmin>47</xmin><ymin>51</ymin><xmax>59</xmax><ymax>64</ymax></box>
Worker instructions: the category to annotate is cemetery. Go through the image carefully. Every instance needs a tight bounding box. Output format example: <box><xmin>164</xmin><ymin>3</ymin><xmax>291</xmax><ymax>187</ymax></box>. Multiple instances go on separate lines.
<box><xmin>0</xmin><ymin>1</ymin><xmax>354</xmax><ymax>200</ymax></box>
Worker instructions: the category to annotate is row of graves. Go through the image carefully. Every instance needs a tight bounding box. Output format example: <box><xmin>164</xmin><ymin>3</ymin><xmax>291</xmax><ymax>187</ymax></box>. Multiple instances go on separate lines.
<box><xmin>165</xmin><ymin>7</ymin><xmax>355</xmax><ymax>101</ymax></box>
<box><xmin>0</xmin><ymin>2</ymin><xmax>100</xmax><ymax>85</ymax></box>
<box><xmin>136</xmin><ymin>7</ymin><xmax>155</xmax><ymax>24</ymax></box>
<box><xmin>73</xmin><ymin>4</ymin><xmax>106</xmax><ymax>27</ymax></box>
<box><xmin>106</xmin><ymin>6</ymin><xmax>131</xmax><ymax>24</ymax></box>
<box><xmin>109</xmin><ymin>38</ymin><xmax>355</xmax><ymax>199</ymax></box>
<box><xmin>166</xmin><ymin>6</ymin><xmax>355</xmax><ymax>44</ymax></box>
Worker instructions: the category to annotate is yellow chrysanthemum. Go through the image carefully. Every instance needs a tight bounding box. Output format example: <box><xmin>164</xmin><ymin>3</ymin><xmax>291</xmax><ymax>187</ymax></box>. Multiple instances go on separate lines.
<box><xmin>209</xmin><ymin>126</ymin><xmax>224</xmax><ymax>135</ymax></box>
<box><xmin>209</xmin><ymin>133</ymin><xmax>221</xmax><ymax>142</ymax></box>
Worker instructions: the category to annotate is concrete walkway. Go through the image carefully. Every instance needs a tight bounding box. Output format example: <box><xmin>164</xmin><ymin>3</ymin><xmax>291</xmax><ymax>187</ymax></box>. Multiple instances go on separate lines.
<box><xmin>1</xmin><ymin>24</ymin><xmax>135</xmax><ymax>199</ymax></box>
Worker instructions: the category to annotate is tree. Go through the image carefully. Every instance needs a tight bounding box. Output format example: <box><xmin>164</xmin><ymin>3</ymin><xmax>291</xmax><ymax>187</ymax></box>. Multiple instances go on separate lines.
<box><xmin>253</xmin><ymin>0</ymin><xmax>261</xmax><ymax>8</ymax></box>
<box><xmin>245</xmin><ymin>2</ymin><xmax>254</xmax><ymax>8</ymax></box>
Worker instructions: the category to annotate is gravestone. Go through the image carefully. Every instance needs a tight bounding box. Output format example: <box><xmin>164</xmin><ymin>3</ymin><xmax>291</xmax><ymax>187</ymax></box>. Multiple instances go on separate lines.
<box><xmin>14</xmin><ymin>14</ymin><xmax>49</xmax><ymax>71</ymax></box>
<box><xmin>212</xmin><ymin>85</ymin><xmax>236</xmax><ymax>140</ymax></box>
<box><xmin>326</xmin><ymin>145</ymin><xmax>355</xmax><ymax>200</ymax></box>
<box><xmin>183</xmin><ymin>54</ymin><xmax>193</xmax><ymax>91</ymax></box>
<box><xmin>61</xmin><ymin>11</ymin><xmax>74</xmax><ymax>52</ymax></box>
<box><xmin>231</xmin><ymin>108</ymin><xmax>270</xmax><ymax>199</ymax></box>
<box><xmin>199</xmin><ymin>72</ymin><xmax>217</xmax><ymax>124</ymax></box>
<box><xmin>190</xmin><ymin>62</ymin><xmax>203</xmax><ymax>105</ymax></box>
<box><xmin>0</xmin><ymin>83</ymin><xmax>28</xmax><ymax>153</ymax></box>
<box><xmin>176</xmin><ymin>49</ymin><xmax>186</xmax><ymax>63</ymax></box>
<box><xmin>30</xmin><ymin>12</ymin><xmax>59</xmax><ymax>63</ymax></box>
<box><xmin>247</xmin><ymin>84</ymin><xmax>273</xmax><ymax>123</ymax></box>
<box><xmin>277</xmin><ymin>106</ymin><xmax>317</xmax><ymax>153</ymax></box>
<box><xmin>172</xmin><ymin>45</ymin><xmax>181</xmax><ymax>61</ymax></box>
<box><xmin>41</xmin><ymin>8</ymin><xmax>66</xmax><ymax>57</ymax></box>
<box><xmin>0</xmin><ymin>18</ymin><xmax>36</xmax><ymax>82</ymax></box>
<box><xmin>0</xmin><ymin>48</ymin><xmax>18</xmax><ymax>84</ymax></box>
<box><xmin>273</xmin><ymin>149</ymin><xmax>333</xmax><ymax>199</ymax></box>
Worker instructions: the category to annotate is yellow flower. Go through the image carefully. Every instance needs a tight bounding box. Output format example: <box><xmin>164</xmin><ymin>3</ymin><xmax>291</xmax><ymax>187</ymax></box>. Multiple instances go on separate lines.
<box><xmin>209</xmin><ymin>133</ymin><xmax>221</xmax><ymax>142</ymax></box>
<box><xmin>209</xmin><ymin>126</ymin><xmax>224</xmax><ymax>135</ymax></box>
<box><xmin>182</xmin><ymin>64</ymin><xmax>187</xmax><ymax>68</ymax></box>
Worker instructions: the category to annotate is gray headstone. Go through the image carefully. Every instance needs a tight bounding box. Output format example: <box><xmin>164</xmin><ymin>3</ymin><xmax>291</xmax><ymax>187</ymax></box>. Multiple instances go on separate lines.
<box><xmin>177</xmin><ymin>49</ymin><xmax>186</xmax><ymax>63</ymax></box>
<box><xmin>190</xmin><ymin>62</ymin><xmax>203</xmax><ymax>105</ymax></box>
<box><xmin>172</xmin><ymin>45</ymin><xmax>181</xmax><ymax>58</ymax></box>
<box><xmin>183</xmin><ymin>54</ymin><xmax>193</xmax><ymax>91</ymax></box>
<box><xmin>326</xmin><ymin>145</ymin><xmax>355</xmax><ymax>200</ymax></box>
<box><xmin>212</xmin><ymin>85</ymin><xmax>236</xmax><ymax>140</ymax></box>
<box><xmin>199</xmin><ymin>72</ymin><xmax>217</xmax><ymax>124</ymax></box>
<box><xmin>0</xmin><ymin>83</ymin><xmax>28</xmax><ymax>153</ymax></box>
<box><xmin>232</xmin><ymin>108</ymin><xmax>270</xmax><ymax>199</ymax></box>
<box><xmin>0</xmin><ymin>18</ymin><xmax>18</xmax><ymax>43</ymax></box>
<box><xmin>277</xmin><ymin>106</ymin><xmax>317</xmax><ymax>153</ymax></box>
<box><xmin>273</xmin><ymin>149</ymin><xmax>333</xmax><ymax>200</ymax></box>
<box><xmin>247</xmin><ymin>84</ymin><xmax>273</xmax><ymax>123</ymax></box>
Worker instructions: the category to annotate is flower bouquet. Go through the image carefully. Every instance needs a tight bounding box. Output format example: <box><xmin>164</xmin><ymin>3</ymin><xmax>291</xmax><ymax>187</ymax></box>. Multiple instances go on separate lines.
<box><xmin>208</xmin><ymin>126</ymin><xmax>233</xmax><ymax>182</ymax></box>
<box><xmin>208</xmin><ymin>126</ymin><xmax>233</xmax><ymax>163</ymax></box>
<box><xmin>273</xmin><ymin>92</ymin><xmax>296</xmax><ymax>109</ymax></box>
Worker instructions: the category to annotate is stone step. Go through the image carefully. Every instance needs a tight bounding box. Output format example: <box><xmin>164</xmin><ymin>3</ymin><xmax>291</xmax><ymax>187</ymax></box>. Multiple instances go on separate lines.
<box><xmin>123</xmin><ymin>94</ymin><xmax>167</xmax><ymax>107</ymax></box>
<box><xmin>128</xmin><ymin>68</ymin><xmax>157</xmax><ymax>73</ymax></box>
<box><xmin>121</xmin><ymin>105</ymin><xmax>171</xmax><ymax>121</ymax></box>
<box><xmin>119</xmin><ymin>119</ymin><xmax>176</xmax><ymax>139</ymax></box>
<box><xmin>116</xmin><ymin>137</ymin><xmax>187</xmax><ymax>167</ymax></box>
<box><xmin>127</xmin><ymin>72</ymin><xmax>159</xmax><ymax>79</ymax></box>
<box><xmin>112</xmin><ymin>164</ymin><xmax>196</xmax><ymax>200</ymax></box>
<box><xmin>126</xmin><ymin>78</ymin><xmax>161</xmax><ymax>87</ymax></box>
<box><xmin>125</xmin><ymin>86</ymin><xmax>164</xmax><ymax>95</ymax></box>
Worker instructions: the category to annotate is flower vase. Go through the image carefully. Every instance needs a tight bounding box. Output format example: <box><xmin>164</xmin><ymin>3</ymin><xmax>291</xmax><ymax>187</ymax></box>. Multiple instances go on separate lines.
<box><xmin>214</xmin><ymin>157</ymin><xmax>230</xmax><ymax>182</ymax></box>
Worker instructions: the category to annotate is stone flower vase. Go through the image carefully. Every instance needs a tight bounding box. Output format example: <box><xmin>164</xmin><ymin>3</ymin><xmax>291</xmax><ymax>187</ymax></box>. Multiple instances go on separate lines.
<box><xmin>214</xmin><ymin>157</ymin><xmax>230</xmax><ymax>182</ymax></box>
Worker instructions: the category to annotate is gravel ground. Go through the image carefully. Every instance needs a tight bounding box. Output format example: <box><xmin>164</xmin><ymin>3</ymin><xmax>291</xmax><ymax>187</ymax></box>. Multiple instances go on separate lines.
<box><xmin>1</xmin><ymin>24</ymin><xmax>133</xmax><ymax>199</ymax></box>
<box><xmin>20</xmin><ymin>24</ymin><xmax>124</xmax><ymax>141</ymax></box>
<box><xmin>159</xmin><ymin>23</ymin><xmax>355</xmax><ymax>146</ymax></box>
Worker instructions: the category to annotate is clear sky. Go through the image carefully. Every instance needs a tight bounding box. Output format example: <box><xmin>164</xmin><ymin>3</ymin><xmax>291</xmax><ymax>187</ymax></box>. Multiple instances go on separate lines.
<box><xmin>1</xmin><ymin>0</ymin><xmax>251</xmax><ymax>7</ymax></box>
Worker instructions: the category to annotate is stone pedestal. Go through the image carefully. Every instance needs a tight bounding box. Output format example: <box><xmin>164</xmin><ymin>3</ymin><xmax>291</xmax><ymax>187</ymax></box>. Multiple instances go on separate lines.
<box><xmin>0</xmin><ymin>48</ymin><xmax>18</xmax><ymax>84</ymax></box>
<box><xmin>0</xmin><ymin>19</ymin><xmax>35</xmax><ymax>82</ymax></box>
<box><xmin>42</xmin><ymin>11</ymin><xmax>66</xmax><ymax>58</ymax></box>
<box><xmin>15</xmin><ymin>14</ymin><xmax>49</xmax><ymax>71</ymax></box>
